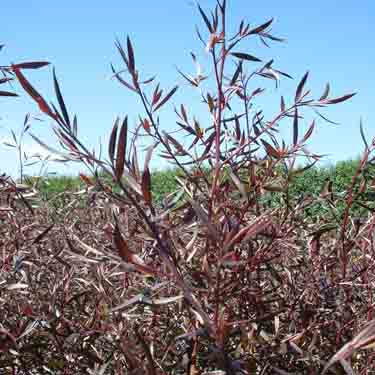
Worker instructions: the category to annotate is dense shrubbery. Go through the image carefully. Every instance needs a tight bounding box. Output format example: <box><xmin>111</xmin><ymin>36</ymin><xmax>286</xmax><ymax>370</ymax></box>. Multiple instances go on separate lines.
<box><xmin>2</xmin><ymin>2</ymin><xmax>375</xmax><ymax>374</ymax></box>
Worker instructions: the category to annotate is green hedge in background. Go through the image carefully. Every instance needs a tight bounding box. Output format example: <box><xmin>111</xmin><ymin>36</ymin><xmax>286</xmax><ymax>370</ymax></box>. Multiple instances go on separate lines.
<box><xmin>24</xmin><ymin>158</ymin><xmax>375</xmax><ymax>218</ymax></box>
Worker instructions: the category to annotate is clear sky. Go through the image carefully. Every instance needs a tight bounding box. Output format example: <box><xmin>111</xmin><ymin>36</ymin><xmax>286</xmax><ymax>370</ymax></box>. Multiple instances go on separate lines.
<box><xmin>1</xmin><ymin>1</ymin><xmax>374</xmax><ymax>178</ymax></box>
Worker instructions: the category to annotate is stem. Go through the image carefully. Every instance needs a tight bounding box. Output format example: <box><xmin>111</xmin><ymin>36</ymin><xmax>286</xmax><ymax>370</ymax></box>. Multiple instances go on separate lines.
<box><xmin>137</xmin><ymin>88</ymin><xmax>206</xmax><ymax>195</ymax></box>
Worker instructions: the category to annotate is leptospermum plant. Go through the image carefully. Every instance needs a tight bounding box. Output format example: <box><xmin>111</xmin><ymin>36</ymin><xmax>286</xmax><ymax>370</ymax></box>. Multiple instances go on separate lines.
<box><xmin>7</xmin><ymin>1</ymin><xmax>375</xmax><ymax>373</ymax></box>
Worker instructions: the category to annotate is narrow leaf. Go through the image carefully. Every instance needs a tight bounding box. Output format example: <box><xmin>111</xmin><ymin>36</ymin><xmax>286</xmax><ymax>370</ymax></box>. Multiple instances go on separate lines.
<box><xmin>280</xmin><ymin>96</ymin><xmax>285</xmax><ymax>112</ymax></box>
<box><xmin>261</xmin><ymin>139</ymin><xmax>279</xmax><ymax>158</ymax></box>
<box><xmin>231</xmin><ymin>52</ymin><xmax>262</xmax><ymax>62</ymax></box>
<box><xmin>301</xmin><ymin>120</ymin><xmax>315</xmax><ymax>144</ymax></box>
<box><xmin>73</xmin><ymin>115</ymin><xmax>78</xmax><ymax>136</ymax></box>
<box><xmin>115</xmin><ymin>116</ymin><xmax>128</xmax><ymax>180</ymax></box>
<box><xmin>151</xmin><ymin>83</ymin><xmax>162</xmax><ymax>106</ymax></box>
<box><xmin>324</xmin><ymin>93</ymin><xmax>356</xmax><ymax>104</ymax></box>
<box><xmin>12</xmin><ymin>67</ymin><xmax>57</xmax><ymax>120</ymax></box>
<box><xmin>181</xmin><ymin>104</ymin><xmax>188</xmax><ymax>122</ymax></box>
<box><xmin>197</xmin><ymin>4</ymin><xmax>213</xmax><ymax>33</ymax></box>
<box><xmin>230</xmin><ymin>61</ymin><xmax>243</xmax><ymax>86</ymax></box>
<box><xmin>110</xmin><ymin>64</ymin><xmax>137</xmax><ymax>92</ymax></box>
<box><xmin>115</xmin><ymin>39</ymin><xmax>128</xmax><ymax>66</ymax></box>
<box><xmin>176</xmin><ymin>67</ymin><xmax>198</xmax><ymax>87</ymax></box>
<box><xmin>127</xmin><ymin>36</ymin><xmax>135</xmax><ymax>72</ymax></box>
<box><xmin>113</xmin><ymin>225</ymin><xmax>158</xmax><ymax>276</ymax></box>
<box><xmin>313</xmin><ymin>109</ymin><xmax>340</xmax><ymax>125</ymax></box>
<box><xmin>153</xmin><ymin>86</ymin><xmax>178</xmax><ymax>112</ymax></box>
<box><xmin>248</xmin><ymin>18</ymin><xmax>273</xmax><ymax>35</ymax></box>
<box><xmin>141</xmin><ymin>167</ymin><xmax>152</xmax><ymax>206</ymax></box>
<box><xmin>53</xmin><ymin>68</ymin><xmax>70</xmax><ymax>128</ymax></box>
<box><xmin>0</xmin><ymin>77</ymin><xmax>13</xmax><ymax>84</ymax></box>
<box><xmin>319</xmin><ymin>82</ymin><xmax>330</xmax><ymax>100</ymax></box>
<box><xmin>12</xmin><ymin>61</ymin><xmax>50</xmax><ymax>70</ymax></box>
<box><xmin>109</xmin><ymin>117</ymin><xmax>119</xmax><ymax>163</ymax></box>
<box><xmin>0</xmin><ymin>90</ymin><xmax>18</xmax><ymax>97</ymax></box>
<box><xmin>113</xmin><ymin>225</ymin><xmax>135</xmax><ymax>263</ymax></box>
<box><xmin>295</xmin><ymin>71</ymin><xmax>309</xmax><ymax>102</ymax></box>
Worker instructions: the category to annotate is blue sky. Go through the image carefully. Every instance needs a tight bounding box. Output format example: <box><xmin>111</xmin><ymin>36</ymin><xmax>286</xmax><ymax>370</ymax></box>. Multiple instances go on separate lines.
<box><xmin>1</xmin><ymin>0</ymin><xmax>374</xmax><ymax>178</ymax></box>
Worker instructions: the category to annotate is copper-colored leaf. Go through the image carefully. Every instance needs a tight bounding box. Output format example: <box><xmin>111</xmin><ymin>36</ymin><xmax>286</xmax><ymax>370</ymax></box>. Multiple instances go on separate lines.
<box><xmin>115</xmin><ymin>116</ymin><xmax>128</xmax><ymax>180</ymax></box>
<box><xmin>261</xmin><ymin>139</ymin><xmax>279</xmax><ymax>158</ymax></box>
<box><xmin>12</xmin><ymin>61</ymin><xmax>50</xmax><ymax>70</ymax></box>
<box><xmin>166</xmin><ymin>133</ymin><xmax>188</xmax><ymax>155</ymax></box>
<box><xmin>79</xmin><ymin>173</ymin><xmax>94</xmax><ymax>186</ymax></box>
<box><xmin>113</xmin><ymin>225</ymin><xmax>134</xmax><ymax>263</ymax></box>
<box><xmin>142</xmin><ymin>118</ymin><xmax>151</xmax><ymax>132</ymax></box>
<box><xmin>127</xmin><ymin>36</ymin><xmax>135</xmax><ymax>72</ymax></box>
<box><xmin>153</xmin><ymin>86</ymin><xmax>178</xmax><ymax>112</ymax></box>
<box><xmin>151</xmin><ymin>83</ymin><xmax>162</xmax><ymax>106</ymax></box>
<box><xmin>248</xmin><ymin>18</ymin><xmax>273</xmax><ymax>35</ymax></box>
<box><xmin>141</xmin><ymin>167</ymin><xmax>152</xmax><ymax>206</ymax></box>
<box><xmin>324</xmin><ymin>92</ymin><xmax>356</xmax><ymax>104</ymax></box>
<box><xmin>12</xmin><ymin>67</ymin><xmax>57</xmax><ymax>120</ymax></box>
<box><xmin>224</xmin><ymin>215</ymin><xmax>272</xmax><ymax>252</ymax></box>
<box><xmin>113</xmin><ymin>225</ymin><xmax>158</xmax><ymax>276</ymax></box>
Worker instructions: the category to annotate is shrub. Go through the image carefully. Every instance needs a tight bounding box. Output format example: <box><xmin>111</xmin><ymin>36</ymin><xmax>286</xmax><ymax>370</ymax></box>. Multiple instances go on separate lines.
<box><xmin>2</xmin><ymin>2</ymin><xmax>375</xmax><ymax>374</ymax></box>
